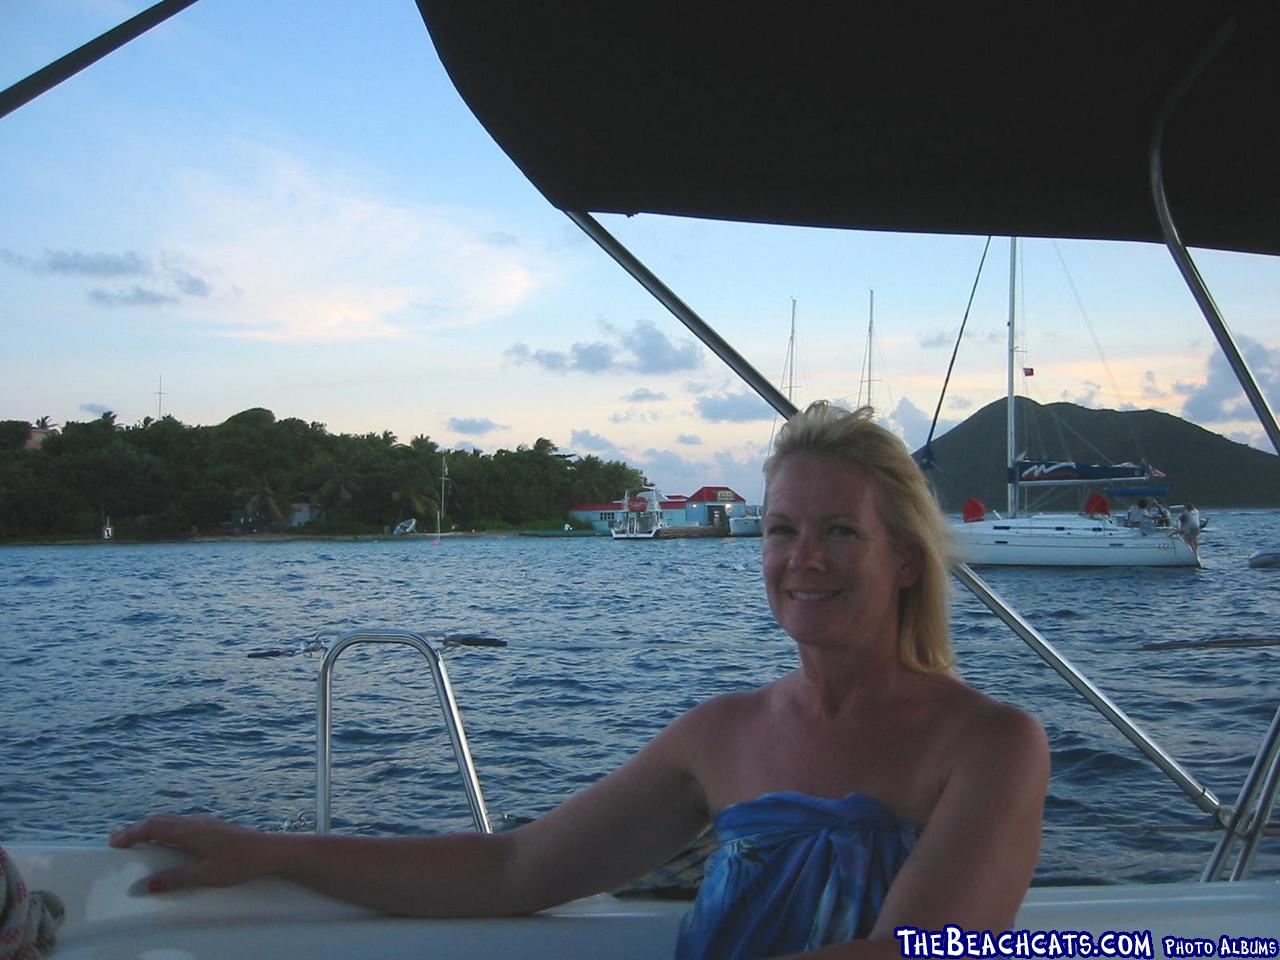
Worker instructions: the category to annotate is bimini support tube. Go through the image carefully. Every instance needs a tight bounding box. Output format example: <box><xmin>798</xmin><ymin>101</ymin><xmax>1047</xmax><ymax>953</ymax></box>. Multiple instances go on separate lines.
<box><xmin>1147</xmin><ymin>16</ymin><xmax>1280</xmax><ymax>882</ymax></box>
<box><xmin>316</xmin><ymin>627</ymin><xmax>492</xmax><ymax>835</ymax></box>
<box><xmin>0</xmin><ymin>0</ymin><xmax>201</xmax><ymax>121</ymax></box>
<box><xmin>952</xmin><ymin>565</ymin><xmax>1221</xmax><ymax>819</ymax></box>
<box><xmin>1203</xmin><ymin>704</ymin><xmax>1280</xmax><ymax>881</ymax></box>
<box><xmin>1147</xmin><ymin>19</ymin><xmax>1280</xmax><ymax>458</ymax></box>
<box><xmin>566</xmin><ymin>208</ymin><xmax>1224</xmax><ymax>821</ymax></box>
<box><xmin>565</xmin><ymin>210</ymin><xmax>796</xmax><ymax>420</ymax></box>
<box><xmin>1229</xmin><ymin>745</ymin><xmax>1280</xmax><ymax>881</ymax></box>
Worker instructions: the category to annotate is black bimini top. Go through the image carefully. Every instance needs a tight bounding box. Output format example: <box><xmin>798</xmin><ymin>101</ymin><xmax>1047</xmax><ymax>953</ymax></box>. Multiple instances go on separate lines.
<box><xmin>416</xmin><ymin>2</ymin><xmax>1279</xmax><ymax>256</ymax></box>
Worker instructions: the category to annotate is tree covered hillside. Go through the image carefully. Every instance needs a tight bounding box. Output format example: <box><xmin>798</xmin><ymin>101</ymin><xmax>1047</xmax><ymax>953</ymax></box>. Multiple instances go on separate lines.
<box><xmin>0</xmin><ymin>409</ymin><xmax>644</xmax><ymax>540</ymax></box>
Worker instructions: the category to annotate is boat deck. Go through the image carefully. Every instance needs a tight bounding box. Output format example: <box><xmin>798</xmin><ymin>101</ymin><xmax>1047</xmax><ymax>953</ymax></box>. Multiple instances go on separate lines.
<box><xmin>11</xmin><ymin>845</ymin><xmax>1279</xmax><ymax>959</ymax></box>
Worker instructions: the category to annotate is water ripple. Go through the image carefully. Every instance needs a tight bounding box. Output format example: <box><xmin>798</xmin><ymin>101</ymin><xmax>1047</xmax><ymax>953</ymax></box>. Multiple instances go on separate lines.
<box><xmin>1</xmin><ymin>516</ymin><xmax>1278</xmax><ymax>888</ymax></box>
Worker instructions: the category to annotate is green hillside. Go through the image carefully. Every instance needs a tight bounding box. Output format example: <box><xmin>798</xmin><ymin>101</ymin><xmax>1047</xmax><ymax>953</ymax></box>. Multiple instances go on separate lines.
<box><xmin>915</xmin><ymin>397</ymin><xmax>1280</xmax><ymax>512</ymax></box>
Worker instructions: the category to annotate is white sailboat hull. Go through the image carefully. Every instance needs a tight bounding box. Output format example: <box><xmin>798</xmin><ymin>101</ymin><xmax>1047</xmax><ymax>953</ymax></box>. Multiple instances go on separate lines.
<box><xmin>9</xmin><ymin>844</ymin><xmax>1278</xmax><ymax>959</ymax></box>
<box><xmin>955</xmin><ymin>514</ymin><xmax>1200</xmax><ymax>567</ymax></box>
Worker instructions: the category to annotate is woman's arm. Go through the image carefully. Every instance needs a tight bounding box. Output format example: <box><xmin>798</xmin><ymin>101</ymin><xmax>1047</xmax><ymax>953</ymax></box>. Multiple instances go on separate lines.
<box><xmin>871</xmin><ymin>703</ymin><xmax>1050</xmax><ymax>934</ymax></box>
<box><xmin>110</xmin><ymin>704</ymin><xmax>713</xmax><ymax>917</ymax></box>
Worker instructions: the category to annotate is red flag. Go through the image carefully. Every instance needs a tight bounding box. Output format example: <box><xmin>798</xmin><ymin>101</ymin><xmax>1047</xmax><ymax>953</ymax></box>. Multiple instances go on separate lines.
<box><xmin>1023</xmin><ymin>367</ymin><xmax>1035</xmax><ymax>376</ymax></box>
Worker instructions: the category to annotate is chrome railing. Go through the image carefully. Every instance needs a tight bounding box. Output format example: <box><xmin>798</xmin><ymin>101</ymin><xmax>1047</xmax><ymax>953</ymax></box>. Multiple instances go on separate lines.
<box><xmin>315</xmin><ymin>627</ymin><xmax>493</xmax><ymax>835</ymax></box>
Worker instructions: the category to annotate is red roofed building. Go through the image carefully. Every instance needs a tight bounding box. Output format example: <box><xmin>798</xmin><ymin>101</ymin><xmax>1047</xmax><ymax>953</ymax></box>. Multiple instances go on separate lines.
<box><xmin>683</xmin><ymin>486</ymin><xmax>746</xmax><ymax>529</ymax></box>
<box><xmin>567</xmin><ymin>485</ymin><xmax>753</xmax><ymax>533</ymax></box>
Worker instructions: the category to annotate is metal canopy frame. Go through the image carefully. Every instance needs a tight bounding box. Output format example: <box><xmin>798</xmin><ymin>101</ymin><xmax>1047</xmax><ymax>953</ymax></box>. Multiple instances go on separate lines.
<box><xmin>0</xmin><ymin>0</ymin><xmax>199</xmax><ymax>121</ymax></box>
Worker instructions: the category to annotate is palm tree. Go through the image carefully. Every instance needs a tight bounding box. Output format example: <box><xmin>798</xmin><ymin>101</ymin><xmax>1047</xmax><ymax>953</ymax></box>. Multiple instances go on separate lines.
<box><xmin>316</xmin><ymin>459</ymin><xmax>363</xmax><ymax>520</ymax></box>
<box><xmin>236</xmin><ymin>476</ymin><xmax>288</xmax><ymax>524</ymax></box>
<box><xmin>389</xmin><ymin>459</ymin><xmax>437</xmax><ymax>521</ymax></box>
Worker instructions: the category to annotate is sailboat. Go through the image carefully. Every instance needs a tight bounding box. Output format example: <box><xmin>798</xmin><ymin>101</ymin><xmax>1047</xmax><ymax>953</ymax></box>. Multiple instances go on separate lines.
<box><xmin>729</xmin><ymin>298</ymin><xmax>800</xmax><ymax>537</ymax></box>
<box><xmin>951</xmin><ymin>240</ymin><xmax>1200</xmax><ymax>567</ymax></box>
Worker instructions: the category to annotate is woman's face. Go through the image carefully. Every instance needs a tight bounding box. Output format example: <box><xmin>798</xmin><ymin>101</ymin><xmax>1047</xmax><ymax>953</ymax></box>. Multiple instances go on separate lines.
<box><xmin>762</xmin><ymin>452</ymin><xmax>919</xmax><ymax>653</ymax></box>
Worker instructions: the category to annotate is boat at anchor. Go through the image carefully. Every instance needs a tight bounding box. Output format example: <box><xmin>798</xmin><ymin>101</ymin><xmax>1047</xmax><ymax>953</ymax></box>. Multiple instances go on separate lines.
<box><xmin>949</xmin><ymin>241</ymin><xmax>1199</xmax><ymax>567</ymax></box>
<box><xmin>610</xmin><ymin>485</ymin><xmax>666</xmax><ymax>540</ymax></box>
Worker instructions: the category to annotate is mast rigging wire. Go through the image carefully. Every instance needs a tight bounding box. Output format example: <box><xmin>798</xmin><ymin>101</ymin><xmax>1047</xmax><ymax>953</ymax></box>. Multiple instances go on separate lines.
<box><xmin>921</xmin><ymin>236</ymin><xmax>992</xmax><ymax>468</ymax></box>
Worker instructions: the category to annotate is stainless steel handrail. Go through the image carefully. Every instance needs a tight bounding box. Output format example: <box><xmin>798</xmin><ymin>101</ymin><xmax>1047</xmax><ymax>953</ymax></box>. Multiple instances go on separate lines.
<box><xmin>952</xmin><ymin>566</ymin><xmax>1223</xmax><ymax>819</ymax></box>
<box><xmin>1230</xmin><ymin>747</ymin><xmax>1280</xmax><ymax>881</ymax></box>
<box><xmin>1203</xmin><ymin>705</ymin><xmax>1280</xmax><ymax>881</ymax></box>
<box><xmin>1147</xmin><ymin>17</ymin><xmax>1280</xmax><ymax>882</ymax></box>
<box><xmin>316</xmin><ymin>627</ymin><xmax>493</xmax><ymax>835</ymax></box>
<box><xmin>1147</xmin><ymin>19</ymin><xmax>1280</xmax><ymax>460</ymax></box>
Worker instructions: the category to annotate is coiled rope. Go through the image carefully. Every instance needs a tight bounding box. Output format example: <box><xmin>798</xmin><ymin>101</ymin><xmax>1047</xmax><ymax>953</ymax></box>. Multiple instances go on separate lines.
<box><xmin>0</xmin><ymin>846</ymin><xmax>64</xmax><ymax>960</ymax></box>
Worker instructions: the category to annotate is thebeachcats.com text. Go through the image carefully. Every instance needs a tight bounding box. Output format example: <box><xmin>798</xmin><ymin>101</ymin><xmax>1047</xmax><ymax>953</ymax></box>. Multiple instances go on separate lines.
<box><xmin>893</xmin><ymin>926</ymin><xmax>1156</xmax><ymax>959</ymax></box>
<box><xmin>894</xmin><ymin>927</ymin><xmax>1279</xmax><ymax>960</ymax></box>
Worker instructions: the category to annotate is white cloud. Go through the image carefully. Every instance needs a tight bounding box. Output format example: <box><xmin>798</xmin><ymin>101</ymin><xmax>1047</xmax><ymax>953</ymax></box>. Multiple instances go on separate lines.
<box><xmin>887</xmin><ymin>396</ymin><xmax>954</xmax><ymax>453</ymax></box>
<box><xmin>506</xmin><ymin>320</ymin><xmax>702</xmax><ymax>376</ymax></box>
<box><xmin>88</xmin><ymin>285</ymin><xmax>177</xmax><ymax>307</ymax></box>
<box><xmin>448</xmin><ymin>417</ymin><xmax>507</xmax><ymax>436</ymax></box>
<box><xmin>694</xmin><ymin>391</ymin><xmax>774</xmax><ymax>423</ymax></box>
<box><xmin>1059</xmin><ymin>379</ymin><xmax>1102</xmax><ymax>407</ymax></box>
<box><xmin>163</xmin><ymin>144</ymin><xmax>553</xmax><ymax>342</ymax></box>
<box><xmin>1177</xmin><ymin>337</ymin><xmax>1280</xmax><ymax>427</ymax></box>
<box><xmin>569</xmin><ymin>428</ymin><xmax>622</xmax><ymax>458</ymax></box>
<box><xmin>625</xmin><ymin>388</ymin><xmax>666</xmax><ymax>402</ymax></box>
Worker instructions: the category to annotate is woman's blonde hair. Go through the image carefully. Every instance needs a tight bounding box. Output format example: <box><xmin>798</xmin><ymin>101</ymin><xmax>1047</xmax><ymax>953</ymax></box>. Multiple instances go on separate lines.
<box><xmin>764</xmin><ymin>401</ymin><xmax>954</xmax><ymax>672</ymax></box>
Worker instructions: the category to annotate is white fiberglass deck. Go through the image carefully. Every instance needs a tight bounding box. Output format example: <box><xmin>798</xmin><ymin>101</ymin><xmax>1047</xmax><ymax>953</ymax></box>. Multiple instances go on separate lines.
<box><xmin>11</xmin><ymin>844</ymin><xmax>1278</xmax><ymax>959</ymax></box>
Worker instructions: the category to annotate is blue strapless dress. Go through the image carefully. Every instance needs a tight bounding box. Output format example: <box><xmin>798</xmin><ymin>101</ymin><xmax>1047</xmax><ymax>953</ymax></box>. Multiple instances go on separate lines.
<box><xmin>675</xmin><ymin>791</ymin><xmax>919</xmax><ymax>960</ymax></box>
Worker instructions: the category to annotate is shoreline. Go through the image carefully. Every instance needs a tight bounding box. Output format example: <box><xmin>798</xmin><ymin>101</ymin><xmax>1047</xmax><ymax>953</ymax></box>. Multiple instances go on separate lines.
<box><xmin>0</xmin><ymin>530</ymin><xmax>519</xmax><ymax>547</ymax></box>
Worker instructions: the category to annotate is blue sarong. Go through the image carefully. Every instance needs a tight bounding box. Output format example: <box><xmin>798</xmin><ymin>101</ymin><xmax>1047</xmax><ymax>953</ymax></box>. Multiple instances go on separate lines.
<box><xmin>675</xmin><ymin>791</ymin><xmax>919</xmax><ymax>960</ymax></box>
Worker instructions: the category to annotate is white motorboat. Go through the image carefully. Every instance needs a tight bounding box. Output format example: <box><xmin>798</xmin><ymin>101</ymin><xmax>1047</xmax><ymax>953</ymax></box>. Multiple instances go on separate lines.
<box><xmin>727</xmin><ymin>514</ymin><xmax>761</xmax><ymax>537</ymax></box>
<box><xmin>1248</xmin><ymin>547</ymin><xmax>1280</xmax><ymax>569</ymax></box>
<box><xmin>610</xmin><ymin>486</ymin><xmax>666</xmax><ymax>540</ymax></box>
<box><xmin>3</xmin><ymin>3</ymin><xmax>1279</xmax><ymax>958</ymax></box>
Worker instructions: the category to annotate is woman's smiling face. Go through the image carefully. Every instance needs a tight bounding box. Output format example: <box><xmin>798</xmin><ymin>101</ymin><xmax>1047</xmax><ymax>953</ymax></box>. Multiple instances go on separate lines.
<box><xmin>762</xmin><ymin>452</ymin><xmax>919</xmax><ymax>653</ymax></box>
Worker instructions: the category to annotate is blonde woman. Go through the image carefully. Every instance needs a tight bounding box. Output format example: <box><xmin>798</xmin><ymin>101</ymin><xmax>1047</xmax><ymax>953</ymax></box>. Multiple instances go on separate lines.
<box><xmin>114</xmin><ymin>401</ymin><xmax>1049</xmax><ymax>960</ymax></box>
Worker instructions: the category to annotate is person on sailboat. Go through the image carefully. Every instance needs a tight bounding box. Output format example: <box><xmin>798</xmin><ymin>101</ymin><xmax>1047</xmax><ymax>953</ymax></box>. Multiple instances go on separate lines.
<box><xmin>1178</xmin><ymin>504</ymin><xmax>1202</xmax><ymax>551</ymax></box>
<box><xmin>1126</xmin><ymin>498</ymin><xmax>1148</xmax><ymax>527</ymax></box>
<box><xmin>110</xmin><ymin>401</ymin><xmax>1049</xmax><ymax>960</ymax></box>
<box><xmin>1147</xmin><ymin>500</ymin><xmax>1171</xmax><ymax>528</ymax></box>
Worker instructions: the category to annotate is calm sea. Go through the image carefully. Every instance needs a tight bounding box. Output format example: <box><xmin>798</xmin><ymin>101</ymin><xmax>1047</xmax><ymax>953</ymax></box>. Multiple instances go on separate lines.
<box><xmin>2</xmin><ymin>511</ymin><xmax>1278</xmax><ymax>886</ymax></box>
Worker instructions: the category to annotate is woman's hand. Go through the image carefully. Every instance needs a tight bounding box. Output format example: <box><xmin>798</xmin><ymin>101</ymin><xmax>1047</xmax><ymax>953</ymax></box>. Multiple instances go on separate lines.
<box><xmin>109</xmin><ymin>814</ymin><xmax>277</xmax><ymax>894</ymax></box>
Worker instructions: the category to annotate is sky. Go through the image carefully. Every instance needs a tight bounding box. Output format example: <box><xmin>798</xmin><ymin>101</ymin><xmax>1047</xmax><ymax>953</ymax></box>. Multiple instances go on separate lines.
<box><xmin>3</xmin><ymin>1</ymin><xmax>1278</xmax><ymax>504</ymax></box>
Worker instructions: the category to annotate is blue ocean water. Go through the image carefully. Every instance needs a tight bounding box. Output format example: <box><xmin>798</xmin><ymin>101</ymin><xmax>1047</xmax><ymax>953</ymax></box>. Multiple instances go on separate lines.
<box><xmin>1</xmin><ymin>511</ymin><xmax>1278</xmax><ymax>886</ymax></box>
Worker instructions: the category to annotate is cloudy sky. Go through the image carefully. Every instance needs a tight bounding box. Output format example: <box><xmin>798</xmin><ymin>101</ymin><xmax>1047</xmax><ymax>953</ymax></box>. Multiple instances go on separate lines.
<box><xmin>3</xmin><ymin>1</ymin><xmax>1278</xmax><ymax>503</ymax></box>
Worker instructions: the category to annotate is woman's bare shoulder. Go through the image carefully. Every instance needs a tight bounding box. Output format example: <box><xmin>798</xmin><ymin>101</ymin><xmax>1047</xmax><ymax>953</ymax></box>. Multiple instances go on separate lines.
<box><xmin>660</xmin><ymin>681</ymin><xmax>785</xmax><ymax>781</ymax></box>
<box><xmin>931</xmin><ymin>676</ymin><xmax>1049</xmax><ymax>781</ymax></box>
<box><xmin>672</xmin><ymin>683</ymin><xmax>775</xmax><ymax>733</ymax></box>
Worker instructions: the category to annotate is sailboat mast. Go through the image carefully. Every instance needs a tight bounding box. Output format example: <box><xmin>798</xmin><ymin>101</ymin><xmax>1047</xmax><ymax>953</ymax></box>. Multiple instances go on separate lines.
<box><xmin>860</xmin><ymin>289</ymin><xmax>875</xmax><ymax>409</ymax></box>
<box><xmin>1006</xmin><ymin>237</ymin><xmax>1018</xmax><ymax>516</ymax></box>
<box><xmin>436</xmin><ymin>455</ymin><xmax>448</xmax><ymax>544</ymax></box>
<box><xmin>785</xmin><ymin>297</ymin><xmax>797</xmax><ymax>403</ymax></box>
